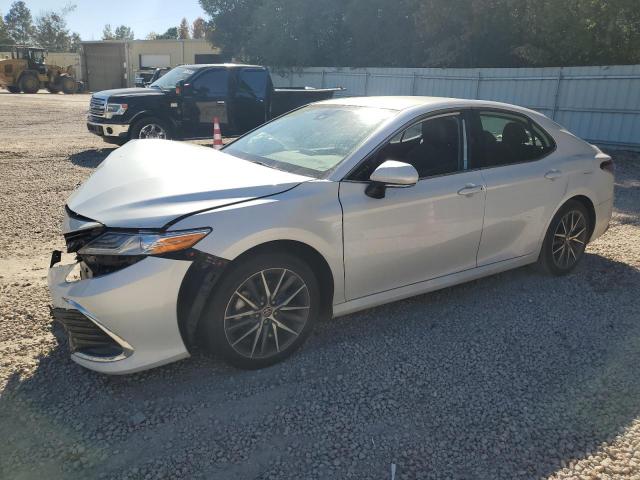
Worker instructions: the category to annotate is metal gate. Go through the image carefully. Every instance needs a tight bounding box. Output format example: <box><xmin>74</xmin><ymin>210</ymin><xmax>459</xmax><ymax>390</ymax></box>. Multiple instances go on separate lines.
<box><xmin>83</xmin><ymin>43</ymin><xmax>125</xmax><ymax>92</ymax></box>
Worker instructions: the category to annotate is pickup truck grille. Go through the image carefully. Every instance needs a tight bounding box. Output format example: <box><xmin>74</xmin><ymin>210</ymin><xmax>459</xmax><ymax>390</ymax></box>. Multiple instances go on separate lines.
<box><xmin>89</xmin><ymin>96</ymin><xmax>106</xmax><ymax>117</ymax></box>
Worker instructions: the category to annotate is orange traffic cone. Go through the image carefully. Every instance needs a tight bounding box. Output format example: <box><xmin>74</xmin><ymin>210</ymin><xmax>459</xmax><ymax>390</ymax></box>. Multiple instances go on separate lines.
<box><xmin>213</xmin><ymin>117</ymin><xmax>223</xmax><ymax>150</ymax></box>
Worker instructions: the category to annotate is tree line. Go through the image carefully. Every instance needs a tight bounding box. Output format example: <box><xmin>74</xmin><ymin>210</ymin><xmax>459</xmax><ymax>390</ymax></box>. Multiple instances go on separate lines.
<box><xmin>102</xmin><ymin>17</ymin><xmax>207</xmax><ymax>41</ymax></box>
<box><xmin>0</xmin><ymin>1</ymin><xmax>209</xmax><ymax>53</ymax></box>
<box><xmin>199</xmin><ymin>0</ymin><xmax>640</xmax><ymax>67</ymax></box>
<box><xmin>1</xmin><ymin>1</ymin><xmax>81</xmax><ymax>51</ymax></box>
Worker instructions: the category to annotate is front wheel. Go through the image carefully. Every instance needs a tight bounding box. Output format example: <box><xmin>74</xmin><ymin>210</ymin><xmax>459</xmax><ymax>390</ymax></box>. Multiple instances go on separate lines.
<box><xmin>19</xmin><ymin>74</ymin><xmax>40</xmax><ymax>94</ymax></box>
<box><xmin>130</xmin><ymin>117</ymin><xmax>171</xmax><ymax>140</ymax></box>
<box><xmin>7</xmin><ymin>86</ymin><xmax>20</xmax><ymax>93</ymax></box>
<box><xmin>537</xmin><ymin>200</ymin><xmax>591</xmax><ymax>275</ymax></box>
<box><xmin>61</xmin><ymin>76</ymin><xmax>76</xmax><ymax>94</ymax></box>
<box><xmin>201</xmin><ymin>253</ymin><xmax>321</xmax><ymax>369</ymax></box>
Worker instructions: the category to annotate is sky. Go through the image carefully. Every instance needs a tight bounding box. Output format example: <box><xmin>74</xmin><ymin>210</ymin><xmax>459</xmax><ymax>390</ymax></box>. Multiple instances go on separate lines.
<box><xmin>0</xmin><ymin>0</ymin><xmax>208</xmax><ymax>40</ymax></box>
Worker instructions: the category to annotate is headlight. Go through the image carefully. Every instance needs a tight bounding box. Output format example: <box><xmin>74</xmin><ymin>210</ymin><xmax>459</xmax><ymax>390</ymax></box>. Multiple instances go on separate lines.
<box><xmin>105</xmin><ymin>103</ymin><xmax>128</xmax><ymax>117</ymax></box>
<box><xmin>78</xmin><ymin>229</ymin><xmax>211</xmax><ymax>256</ymax></box>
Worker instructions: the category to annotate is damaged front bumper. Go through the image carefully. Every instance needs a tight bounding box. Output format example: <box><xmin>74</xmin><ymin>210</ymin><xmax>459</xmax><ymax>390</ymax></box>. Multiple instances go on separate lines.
<box><xmin>48</xmin><ymin>254</ymin><xmax>192</xmax><ymax>374</ymax></box>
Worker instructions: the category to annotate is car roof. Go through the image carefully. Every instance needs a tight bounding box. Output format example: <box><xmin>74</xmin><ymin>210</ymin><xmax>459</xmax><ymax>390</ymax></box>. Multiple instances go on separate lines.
<box><xmin>179</xmin><ymin>63</ymin><xmax>264</xmax><ymax>70</ymax></box>
<box><xmin>318</xmin><ymin>96</ymin><xmax>542</xmax><ymax>117</ymax></box>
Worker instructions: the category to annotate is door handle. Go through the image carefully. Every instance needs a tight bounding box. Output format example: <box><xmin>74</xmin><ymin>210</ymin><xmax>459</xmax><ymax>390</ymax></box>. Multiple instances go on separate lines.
<box><xmin>544</xmin><ymin>169</ymin><xmax>562</xmax><ymax>180</ymax></box>
<box><xmin>457</xmin><ymin>184</ymin><xmax>484</xmax><ymax>196</ymax></box>
<box><xmin>216</xmin><ymin>100</ymin><xmax>226</xmax><ymax>105</ymax></box>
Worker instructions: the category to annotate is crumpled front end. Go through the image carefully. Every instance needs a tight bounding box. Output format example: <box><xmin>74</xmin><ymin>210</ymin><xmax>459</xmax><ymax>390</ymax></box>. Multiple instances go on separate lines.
<box><xmin>48</xmin><ymin>209</ymin><xmax>192</xmax><ymax>374</ymax></box>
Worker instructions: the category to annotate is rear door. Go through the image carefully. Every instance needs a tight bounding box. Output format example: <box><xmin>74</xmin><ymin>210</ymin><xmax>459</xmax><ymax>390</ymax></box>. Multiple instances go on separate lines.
<box><xmin>183</xmin><ymin>68</ymin><xmax>230</xmax><ymax>137</ymax></box>
<box><xmin>468</xmin><ymin>109</ymin><xmax>567</xmax><ymax>266</ymax></box>
<box><xmin>234</xmin><ymin>68</ymin><xmax>270</xmax><ymax>134</ymax></box>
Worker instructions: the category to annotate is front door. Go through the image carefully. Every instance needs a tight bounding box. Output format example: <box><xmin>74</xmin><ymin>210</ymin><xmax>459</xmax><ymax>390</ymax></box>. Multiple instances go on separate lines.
<box><xmin>183</xmin><ymin>68</ymin><xmax>230</xmax><ymax>137</ymax></box>
<box><xmin>339</xmin><ymin>112</ymin><xmax>486</xmax><ymax>300</ymax></box>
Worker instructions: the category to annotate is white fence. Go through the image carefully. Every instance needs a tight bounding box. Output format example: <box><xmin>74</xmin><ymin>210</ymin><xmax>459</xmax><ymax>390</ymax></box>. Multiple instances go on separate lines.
<box><xmin>271</xmin><ymin>65</ymin><xmax>640</xmax><ymax>151</ymax></box>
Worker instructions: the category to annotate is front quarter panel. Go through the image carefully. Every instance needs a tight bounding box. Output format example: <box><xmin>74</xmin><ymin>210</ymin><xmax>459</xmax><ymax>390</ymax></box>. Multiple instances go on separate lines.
<box><xmin>169</xmin><ymin>181</ymin><xmax>346</xmax><ymax>304</ymax></box>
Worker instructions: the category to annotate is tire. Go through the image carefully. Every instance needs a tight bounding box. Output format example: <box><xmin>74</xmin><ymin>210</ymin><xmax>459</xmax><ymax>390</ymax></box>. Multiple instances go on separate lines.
<box><xmin>129</xmin><ymin>117</ymin><xmax>172</xmax><ymax>140</ymax></box>
<box><xmin>7</xmin><ymin>86</ymin><xmax>20</xmax><ymax>93</ymax></box>
<box><xmin>201</xmin><ymin>252</ymin><xmax>321</xmax><ymax>369</ymax></box>
<box><xmin>537</xmin><ymin>200</ymin><xmax>591</xmax><ymax>276</ymax></box>
<box><xmin>19</xmin><ymin>73</ymin><xmax>40</xmax><ymax>94</ymax></box>
<box><xmin>61</xmin><ymin>76</ymin><xmax>76</xmax><ymax>94</ymax></box>
<box><xmin>47</xmin><ymin>84</ymin><xmax>61</xmax><ymax>94</ymax></box>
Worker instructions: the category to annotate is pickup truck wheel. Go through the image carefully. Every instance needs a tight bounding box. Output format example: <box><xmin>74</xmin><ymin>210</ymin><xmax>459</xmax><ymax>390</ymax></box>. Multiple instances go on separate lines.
<box><xmin>131</xmin><ymin>117</ymin><xmax>171</xmax><ymax>140</ymax></box>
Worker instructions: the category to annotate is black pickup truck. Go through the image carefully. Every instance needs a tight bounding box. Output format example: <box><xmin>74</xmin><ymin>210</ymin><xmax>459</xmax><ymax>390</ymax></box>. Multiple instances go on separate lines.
<box><xmin>87</xmin><ymin>64</ymin><xmax>343</xmax><ymax>145</ymax></box>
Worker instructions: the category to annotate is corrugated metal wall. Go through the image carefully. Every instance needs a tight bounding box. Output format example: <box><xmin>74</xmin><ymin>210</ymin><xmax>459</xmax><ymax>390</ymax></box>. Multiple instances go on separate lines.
<box><xmin>270</xmin><ymin>65</ymin><xmax>640</xmax><ymax>150</ymax></box>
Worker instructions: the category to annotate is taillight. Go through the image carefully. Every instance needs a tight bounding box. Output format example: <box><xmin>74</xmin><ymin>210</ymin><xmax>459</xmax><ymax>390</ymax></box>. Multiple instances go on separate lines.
<box><xmin>600</xmin><ymin>159</ymin><xmax>614</xmax><ymax>174</ymax></box>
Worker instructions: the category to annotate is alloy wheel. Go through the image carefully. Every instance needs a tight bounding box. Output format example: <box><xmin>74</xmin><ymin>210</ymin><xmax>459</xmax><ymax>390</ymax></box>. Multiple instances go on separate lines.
<box><xmin>223</xmin><ymin>268</ymin><xmax>311</xmax><ymax>359</ymax></box>
<box><xmin>552</xmin><ymin>210</ymin><xmax>587</xmax><ymax>269</ymax></box>
<box><xmin>138</xmin><ymin>123</ymin><xmax>167</xmax><ymax>139</ymax></box>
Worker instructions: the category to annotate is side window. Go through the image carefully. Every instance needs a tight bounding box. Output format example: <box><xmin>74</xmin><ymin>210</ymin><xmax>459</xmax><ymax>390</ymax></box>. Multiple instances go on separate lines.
<box><xmin>238</xmin><ymin>69</ymin><xmax>268</xmax><ymax>99</ymax></box>
<box><xmin>192</xmin><ymin>69</ymin><xmax>229</xmax><ymax>97</ymax></box>
<box><xmin>352</xmin><ymin>114</ymin><xmax>463</xmax><ymax>180</ymax></box>
<box><xmin>475</xmin><ymin>112</ymin><xmax>554</xmax><ymax>167</ymax></box>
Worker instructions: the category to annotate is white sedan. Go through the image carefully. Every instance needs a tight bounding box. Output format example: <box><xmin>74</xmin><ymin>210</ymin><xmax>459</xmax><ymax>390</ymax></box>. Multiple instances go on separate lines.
<box><xmin>48</xmin><ymin>96</ymin><xmax>614</xmax><ymax>373</ymax></box>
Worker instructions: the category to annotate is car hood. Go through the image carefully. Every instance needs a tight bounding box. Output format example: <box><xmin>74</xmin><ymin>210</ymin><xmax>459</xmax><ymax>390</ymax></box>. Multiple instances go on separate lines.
<box><xmin>66</xmin><ymin>140</ymin><xmax>310</xmax><ymax>230</ymax></box>
<box><xmin>93</xmin><ymin>87</ymin><xmax>166</xmax><ymax>100</ymax></box>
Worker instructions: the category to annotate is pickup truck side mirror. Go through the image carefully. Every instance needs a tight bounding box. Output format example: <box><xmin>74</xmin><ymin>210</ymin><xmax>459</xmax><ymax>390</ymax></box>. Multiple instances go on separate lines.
<box><xmin>365</xmin><ymin>160</ymin><xmax>419</xmax><ymax>199</ymax></box>
<box><xmin>175</xmin><ymin>80</ymin><xmax>192</xmax><ymax>96</ymax></box>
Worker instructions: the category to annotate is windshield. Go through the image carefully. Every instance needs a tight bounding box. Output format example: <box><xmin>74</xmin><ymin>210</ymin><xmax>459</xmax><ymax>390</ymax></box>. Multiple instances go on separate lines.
<box><xmin>224</xmin><ymin>105</ymin><xmax>395</xmax><ymax>178</ymax></box>
<box><xmin>150</xmin><ymin>66</ymin><xmax>196</xmax><ymax>90</ymax></box>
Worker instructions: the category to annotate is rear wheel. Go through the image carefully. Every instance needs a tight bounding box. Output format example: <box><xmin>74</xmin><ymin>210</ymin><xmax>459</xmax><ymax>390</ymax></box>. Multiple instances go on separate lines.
<box><xmin>61</xmin><ymin>76</ymin><xmax>76</xmax><ymax>94</ymax></box>
<box><xmin>130</xmin><ymin>117</ymin><xmax>171</xmax><ymax>140</ymax></box>
<box><xmin>201</xmin><ymin>252</ymin><xmax>320</xmax><ymax>369</ymax></box>
<box><xmin>7</xmin><ymin>86</ymin><xmax>20</xmax><ymax>93</ymax></box>
<box><xmin>19</xmin><ymin>73</ymin><xmax>39</xmax><ymax>94</ymax></box>
<box><xmin>537</xmin><ymin>200</ymin><xmax>591</xmax><ymax>275</ymax></box>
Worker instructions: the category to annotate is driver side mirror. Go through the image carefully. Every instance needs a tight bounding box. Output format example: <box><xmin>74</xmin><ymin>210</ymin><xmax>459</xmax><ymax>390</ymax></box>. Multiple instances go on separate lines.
<box><xmin>175</xmin><ymin>80</ymin><xmax>192</xmax><ymax>96</ymax></box>
<box><xmin>365</xmin><ymin>160</ymin><xmax>419</xmax><ymax>199</ymax></box>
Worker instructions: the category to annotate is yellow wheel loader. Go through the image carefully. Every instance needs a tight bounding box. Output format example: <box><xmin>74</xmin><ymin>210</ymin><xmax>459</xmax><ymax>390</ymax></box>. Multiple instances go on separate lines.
<box><xmin>0</xmin><ymin>45</ymin><xmax>77</xmax><ymax>94</ymax></box>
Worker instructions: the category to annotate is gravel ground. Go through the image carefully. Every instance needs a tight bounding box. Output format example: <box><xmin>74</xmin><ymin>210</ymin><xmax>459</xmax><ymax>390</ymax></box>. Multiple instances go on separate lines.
<box><xmin>1</xmin><ymin>91</ymin><xmax>639</xmax><ymax>480</ymax></box>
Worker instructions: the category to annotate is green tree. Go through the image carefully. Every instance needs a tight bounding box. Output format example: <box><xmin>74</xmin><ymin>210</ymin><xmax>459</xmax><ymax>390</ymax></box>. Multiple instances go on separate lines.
<box><xmin>114</xmin><ymin>25</ymin><xmax>134</xmax><ymax>40</ymax></box>
<box><xmin>69</xmin><ymin>32</ymin><xmax>81</xmax><ymax>52</ymax></box>
<box><xmin>0</xmin><ymin>12</ymin><xmax>15</xmax><ymax>45</ymax></box>
<box><xmin>179</xmin><ymin>18</ymin><xmax>190</xmax><ymax>39</ymax></box>
<box><xmin>34</xmin><ymin>10</ymin><xmax>76</xmax><ymax>51</ymax></box>
<box><xmin>157</xmin><ymin>27</ymin><xmax>178</xmax><ymax>40</ymax></box>
<box><xmin>4</xmin><ymin>1</ymin><xmax>34</xmax><ymax>45</ymax></box>
<box><xmin>199</xmin><ymin>0</ymin><xmax>640</xmax><ymax>67</ymax></box>
<box><xmin>102</xmin><ymin>24</ymin><xmax>114</xmax><ymax>40</ymax></box>
<box><xmin>191</xmin><ymin>17</ymin><xmax>206</xmax><ymax>39</ymax></box>
<box><xmin>200</xmin><ymin>0</ymin><xmax>262</xmax><ymax>60</ymax></box>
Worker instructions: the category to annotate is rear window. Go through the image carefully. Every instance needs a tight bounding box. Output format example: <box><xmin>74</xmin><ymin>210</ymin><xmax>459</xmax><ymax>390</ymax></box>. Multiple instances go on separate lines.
<box><xmin>473</xmin><ymin>111</ymin><xmax>555</xmax><ymax>168</ymax></box>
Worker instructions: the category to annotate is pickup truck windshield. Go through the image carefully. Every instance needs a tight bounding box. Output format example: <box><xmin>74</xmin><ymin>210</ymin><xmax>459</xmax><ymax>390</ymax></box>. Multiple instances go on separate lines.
<box><xmin>150</xmin><ymin>66</ymin><xmax>196</xmax><ymax>90</ymax></box>
<box><xmin>224</xmin><ymin>105</ymin><xmax>395</xmax><ymax>178</ymax></box>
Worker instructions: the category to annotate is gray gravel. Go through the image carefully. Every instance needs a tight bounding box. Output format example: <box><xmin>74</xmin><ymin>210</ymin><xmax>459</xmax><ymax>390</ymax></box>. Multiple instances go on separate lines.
<box><xmin>1</xmin><ymin>91</ymin><xmax>639</xmax><ymax>480</ymax></box>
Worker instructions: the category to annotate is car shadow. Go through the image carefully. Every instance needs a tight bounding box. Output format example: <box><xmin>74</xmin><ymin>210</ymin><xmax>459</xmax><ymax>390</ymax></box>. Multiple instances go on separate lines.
<box><xmin>1</xmin><ymin>251</ymin><xmax>639</xmax><ymax>479</ymax></box>
<box><xmin>68</xmin><ymin>148</ymin><xmax>115</xmax><ymax>168</ymax></box>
